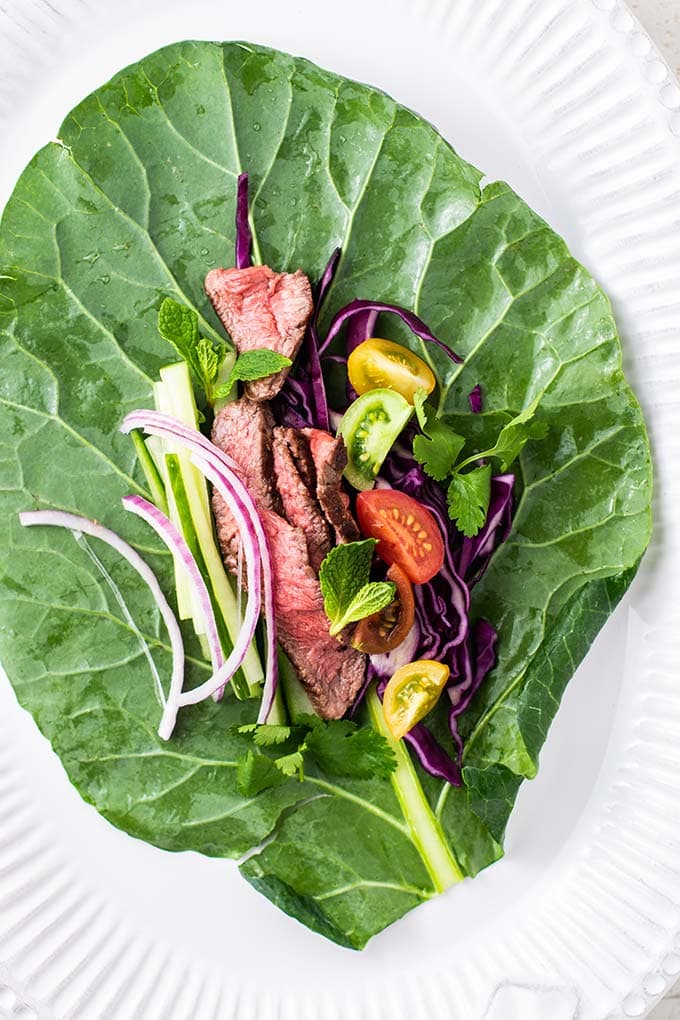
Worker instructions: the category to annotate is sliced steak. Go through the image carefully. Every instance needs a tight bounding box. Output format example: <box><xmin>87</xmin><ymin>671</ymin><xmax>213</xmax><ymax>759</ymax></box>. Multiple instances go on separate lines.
<box><xmin>211</xmin><ymin>398</ymin><xmax>280</xmax><ymax>570</ymax></box>
<box><xmin>204</xmin><ymin>265</ymin><xmax>313</xmax><ymax>400</ymax></box>
<box><xmin>272</xmin><ymin>427</ymin><xmax>331</xmax><ymax>572</ymax></box>
<box><xmin>264</xmin><ymin>513</ymin><xmax>366</xmax><ymax>719</ymax></box>
<box><xmin>303</xmin><ymin>429</ymin><xmax>360</xmax><ymax>544</ymax></box>
<box><xmin>210</xmin><ymin>398</ymin><xmax>366</xmax><ymax>718</ymax></box>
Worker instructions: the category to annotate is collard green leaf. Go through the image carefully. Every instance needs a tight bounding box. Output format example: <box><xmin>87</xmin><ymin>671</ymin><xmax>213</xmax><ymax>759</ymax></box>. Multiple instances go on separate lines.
<box><xmin>0</xmin><ymin>40</ymin><xmax>651</xmax><ymax>949</ymax></box>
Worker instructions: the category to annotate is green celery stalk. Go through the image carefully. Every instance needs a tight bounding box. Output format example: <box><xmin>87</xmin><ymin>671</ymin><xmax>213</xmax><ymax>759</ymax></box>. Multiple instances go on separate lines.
<box><xmin>367</xmin><ymin>686</ymin><xmax>463</xmax><ymax>893</ymax></box>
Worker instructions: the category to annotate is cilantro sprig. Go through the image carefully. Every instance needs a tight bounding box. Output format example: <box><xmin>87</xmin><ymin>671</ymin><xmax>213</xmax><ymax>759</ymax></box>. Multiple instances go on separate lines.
<box><xmin>318</xmin><ymin>539</ymin><xmax>396</xmax><ymax>637</ymax></box>
<box><xmin>235</xmin><ymin>715</ymin><xmax>397</xmax><ymax>796</ymax></box>
<box><xmin>413</xmin><ymin>390</ymin><xmax>547</xmax><ymax>537</ymax></box>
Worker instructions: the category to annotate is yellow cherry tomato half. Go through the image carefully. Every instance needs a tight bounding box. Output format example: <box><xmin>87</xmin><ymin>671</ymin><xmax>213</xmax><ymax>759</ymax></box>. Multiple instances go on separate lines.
<box><xmin>348</xmin><ymin>338</ymin><xmax>436</xmax><ymax>405</ymax></box>
<box><xmin>382</xmin><ymin>659</ymin><xmax>450</xmax><ymax>741</ymax></box>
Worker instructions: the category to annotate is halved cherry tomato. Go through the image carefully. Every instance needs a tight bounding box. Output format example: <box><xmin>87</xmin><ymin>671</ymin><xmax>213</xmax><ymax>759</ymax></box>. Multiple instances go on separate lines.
<box><xmin>338</xmin><ymin>388</ymin><xmax>413</xmax><ymax>491</ymax></box>
<box><xmin>352</xmin><ymin>563</ymin><xmax>415</xmax><ymax>654</ymax></box>
<box><xmin>348</xmin><ymin>338</ymin><xmax>436</xmax><ymax>405</ymax></box>
<box><xmin>356</xmin><ymin>489</ymin><xmax>445</xmax><ymax>584</ymax></box>
<box><xmin>382</xmin><ymin>659</ymin><xmax>450</xmax><ymax>740</ymax></box>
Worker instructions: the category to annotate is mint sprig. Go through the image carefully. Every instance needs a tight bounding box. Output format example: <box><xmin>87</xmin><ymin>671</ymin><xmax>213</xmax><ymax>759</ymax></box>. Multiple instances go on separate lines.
<box><xmin>157</xmin><ymin>297</ymin><xmax>227</xmax><ymax>404</ymax></box>
<box><xmin>318</xmin><ymin>539</ymin><xmax>396</xmax><ymax>637</ymax></box>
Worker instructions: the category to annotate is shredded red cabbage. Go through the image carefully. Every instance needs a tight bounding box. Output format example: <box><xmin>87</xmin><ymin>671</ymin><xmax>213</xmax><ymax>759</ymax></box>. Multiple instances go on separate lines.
<box><xmin>276</xmin><ymin>248</ymin><xmax>340</xmax><ymax>430</ymax></box>
<box><xmin>468</xmin><ymin>384</ymin><xmax>483</xmax><ymax>413</ymax></box>
<box><xmin>235</xmin><ymin>172</ymin><xmax>252</xmax><ymax>270</ymax></box>
<box><xmin>374</xmin><ymin>438</ymin><xmax>514</xmax><ymax>786</ymax></box>
<box><xmin>318</xmin><ymin>298</ymin><xmax>463</xmax><ymax>364</ymax></box>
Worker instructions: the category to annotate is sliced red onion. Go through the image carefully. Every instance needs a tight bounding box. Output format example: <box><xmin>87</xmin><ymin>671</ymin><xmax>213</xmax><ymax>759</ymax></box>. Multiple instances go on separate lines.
<box><xmin>318</xmin><ymin>298</ymin><xmax>463</xmax><ymax>364</ymax></box>
<box><xmin>120</xmin><ymin>410</ymin><xmax>278</xmax><ymax>723</ymax></box>
<box><xmin>179</xmin><ymin>453</ymin><xmax>262</xmax><ymax>710</ymax></box>
<box><xmin>18</xmin><ymin>509</ymin><xmax>183</xmax><ymax>722</ymax></box>
<box><xmin>122</xmin><ymin>494</ymin><xmax>224</xmax><ymax>678</ymax></box>
<box><xmin>235</xmin><ymin>172</ymin><xmax>252</xmax><ymax>270</ymax></box>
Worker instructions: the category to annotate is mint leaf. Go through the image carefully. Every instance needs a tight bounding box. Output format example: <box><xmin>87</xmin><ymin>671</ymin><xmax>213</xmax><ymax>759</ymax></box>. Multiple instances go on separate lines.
<box><xmin>157</xmin><ymin>297</ymin><xmax>226</xmax><ymax>402</ymax></box>
<box><xmin>319</xmin><ymin>538</ymin><xmax>376</xmax><ymax>625</ymax></box>
<box><xmin>447</xmin><ymin>464</ymin><xmax>492</xmax><ymax>537</ymax></box>
<box><xmin>412</xmin><ymin>391</ymin><xmax>465</xmax><ymax>481</ymax></box>
<box><xmin>329</xmin><ymin>581</ymin><xmax>396</xmax><ymax>637</ymax></box>
<box><xmin>158</xmin><ymin>297</ymin><xmax>199</xmax><ymax>359</ymax></box>
<box><xmin>214</xmin><ymin>349</ymin><xmax>292</xmax><ymax>397</ymax></box>
<box><xmin>236</xmin><ymin>750</ymin><xmax>288</xmax><ymax>797</ymax></box>
<box><xmin>306</xmin><ymin>721</ymin><xmax>397</xmax><ymax>779</ymax></box>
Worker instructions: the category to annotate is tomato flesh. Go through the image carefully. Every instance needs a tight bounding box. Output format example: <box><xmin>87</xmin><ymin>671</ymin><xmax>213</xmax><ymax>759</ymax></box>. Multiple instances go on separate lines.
<box><xmin>382</xmin><ymin>659</ymin><xmax>450</xmax><ymax>740</ymax></box>
<box><xmin>352</xmin><ymin>563</ymin><xmax>415</xmax><ymax>654</ymax></box>
<box><xmin>348</xmin><ymin>338</ymin><xmax>436</xmax><ymax>405</ymax></box>
<box><xmin>356</xmin><ymin>489</ymin><xmax>445</xmax><ymax>584</ymax></box>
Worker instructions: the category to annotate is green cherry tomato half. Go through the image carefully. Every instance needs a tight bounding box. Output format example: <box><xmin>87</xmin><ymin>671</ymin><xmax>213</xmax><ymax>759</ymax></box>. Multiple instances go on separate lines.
<box><xmin>337</xmin><ymin>388</ymin><xmax>413</xmax><ymax>491</ymax></box>
<box><xmin>347</xmin><ymin>337</ymin><xmax>436</xmax><ymax>405</ymax></box>
<box><xmin>382</xmin><ymin>659</ymin><xmax>450</xmax><ymax>740</ymax></box>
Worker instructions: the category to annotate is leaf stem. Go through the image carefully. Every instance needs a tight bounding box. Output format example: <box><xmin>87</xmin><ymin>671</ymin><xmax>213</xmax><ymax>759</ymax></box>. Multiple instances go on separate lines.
<box><xmin>367</xmin><ymin>687</ymin><xmax>463</xmax><ymax>892</ymax></box>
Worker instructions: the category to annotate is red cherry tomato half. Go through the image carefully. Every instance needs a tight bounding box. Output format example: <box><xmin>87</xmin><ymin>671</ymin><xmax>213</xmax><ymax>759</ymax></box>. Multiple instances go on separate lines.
<box><xmin>356</xmin><ymin>489</ymin><xmax>445</xmax><ymax>584</ymax></box>
<box><xmin>352</xmin><ymin>563</ymin><xmax>415</xmax><ymax>654</ymax></box>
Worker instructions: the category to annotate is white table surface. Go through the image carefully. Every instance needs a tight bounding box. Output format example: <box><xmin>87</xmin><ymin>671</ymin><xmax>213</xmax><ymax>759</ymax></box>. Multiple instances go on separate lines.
<box><xmin>627</xmin><ymin>2</ymin><xmax>680</xmax><ymax>1014</ymax></box>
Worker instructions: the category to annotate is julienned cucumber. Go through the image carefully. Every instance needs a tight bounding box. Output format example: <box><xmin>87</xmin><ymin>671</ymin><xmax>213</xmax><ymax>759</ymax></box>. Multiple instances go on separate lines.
<box><xmin>152</xmin><ymin>362</ymin><xmax>264</xmax><ymax>699</ymax></box>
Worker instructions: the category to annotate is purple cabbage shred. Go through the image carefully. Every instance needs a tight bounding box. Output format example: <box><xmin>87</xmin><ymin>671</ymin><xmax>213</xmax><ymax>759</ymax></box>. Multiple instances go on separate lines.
<box><xmin>235</xmin><ymin>173</ymin><xmax>252</xmax><ymax>270</ymax></box>
<box><xmin>468</xmin><ymin>384</ymin><xmax>483</xmax><ymax>413</ymax></box>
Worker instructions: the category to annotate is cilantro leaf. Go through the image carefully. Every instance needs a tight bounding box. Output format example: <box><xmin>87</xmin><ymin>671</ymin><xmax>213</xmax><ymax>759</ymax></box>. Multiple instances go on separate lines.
<box><xmin>447</xmin><ymin>464</ymin><xmax>492</xmax><ymax>537</ymax></box>
<box><xmin>236</xmin><ymin>750</ymin><xmax>288</xmax><ymax>797</ymax></box>
<box><xmin>274</xmin><ymin>748</ymin><xmax>306</xmax><ymax>778</ymax></box>
<box><xmin>238</xmin><ymin>723</ymin><xmax>293</xmax><ymax>747</ymax></box>
<box><xmin>214</xmin><ymin>349</ymin><xmax>292</xmax><ymax>398</ymax></box>
<box><xmin>457</xmin><ymin>397</ymin><xmax>548</xmax><ymax>473</ymax></box>
<box><xmin>238</xmin><ymin>716</ymin><xmax>397</xmax><ymax>786</ymax></box>
<box><xmin>319</xmin><ymin>540</ymin><xmax>396</xmax><ymax>636</ymax></box>
<box><xmin>157</xmin><ymin>297</ymin><xmax>227</xmax><ymax>403</ymax></box>
<box><xmin>412</xmin><ymin>391</ymin><xmax>466</xmax><ymax>481</ymax></box>
<box><xmin>306</xmin><ymin>720</ymin><xmax>397</xmax><ymax>779</ymax></box>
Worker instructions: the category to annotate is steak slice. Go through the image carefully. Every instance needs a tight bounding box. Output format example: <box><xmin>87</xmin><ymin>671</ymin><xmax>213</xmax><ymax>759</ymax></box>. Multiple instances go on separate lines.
<box><xmin>204</xmin><ymin>265</ymin><xmax>313</xmax><ymax>400</ymax></box>
<box><xmin>303</xmin><ymin>429</ymin><xmax>360</xmax><ymax>544</ymax></box>
<box><xmin>264</xmin><ymin>513</ymin><xmax>366</xmax><ymax>719</ymax></box>
<box><xmin>272</xmin><ymin>427</ymin><xmax>331</xmax><ymax>572</ymax></box>
<box><xmin>211</xmin><ymin>398</ymin><xmax>280</xmax><ymax>570</ymax></box>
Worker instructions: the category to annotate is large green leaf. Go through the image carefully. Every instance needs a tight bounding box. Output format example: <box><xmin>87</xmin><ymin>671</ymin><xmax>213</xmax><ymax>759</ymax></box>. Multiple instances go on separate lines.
<box><xmin>0</xmin><ymin>41</ymin><xmax>651</xmax><ymax>948</ymax></box>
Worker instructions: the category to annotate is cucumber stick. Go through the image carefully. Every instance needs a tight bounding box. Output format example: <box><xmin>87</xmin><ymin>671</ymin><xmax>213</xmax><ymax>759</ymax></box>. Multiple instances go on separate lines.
<box><xmin>153</xmin><ymin>362</ymin><xmax>264</xmax><ymax>698</ymax></box>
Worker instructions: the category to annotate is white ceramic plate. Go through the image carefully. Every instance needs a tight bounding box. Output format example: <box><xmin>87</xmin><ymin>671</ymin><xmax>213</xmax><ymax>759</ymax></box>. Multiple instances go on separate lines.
<box><xmin>1</xmin><ymin>1</ymin><xmax>679</xmax><ymax>1017</ymax></box>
